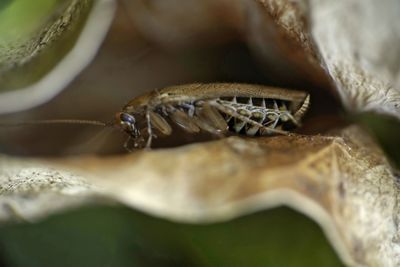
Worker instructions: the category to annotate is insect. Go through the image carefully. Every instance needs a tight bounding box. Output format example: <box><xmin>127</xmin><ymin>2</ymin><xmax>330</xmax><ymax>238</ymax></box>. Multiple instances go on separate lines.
<box><xmin>1</xmin><ymin>83</ymin><xmax>310</xmax><ymax>151</ymax></box>
<box><xmin>115</xmin><ymin>83</ymin><xmax>310</xmax><ymax>150</ymax></box>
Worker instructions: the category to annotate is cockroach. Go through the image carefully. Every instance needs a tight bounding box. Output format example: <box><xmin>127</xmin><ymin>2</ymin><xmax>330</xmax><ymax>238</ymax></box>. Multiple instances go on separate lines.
<box><xmin>1</xmin><ymin>83</ymin><xmax>310</xmax><ymax>151</ymax></box>
<box><xmin>116</xmin><ymin>83</ymin><xmax>309</xmax><ymax>149</ymax></box>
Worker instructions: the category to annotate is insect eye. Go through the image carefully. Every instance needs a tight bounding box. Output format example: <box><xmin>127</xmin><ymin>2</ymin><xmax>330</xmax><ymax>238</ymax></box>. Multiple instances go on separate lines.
<box><xmin>119</xmin><ymin>113</ymin><xmax>136</xmax><ymax>125</ymax></box>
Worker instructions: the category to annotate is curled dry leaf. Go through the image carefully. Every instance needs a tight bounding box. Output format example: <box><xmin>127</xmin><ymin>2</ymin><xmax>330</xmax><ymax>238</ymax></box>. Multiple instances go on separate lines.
<box><xmin>0</xmin><ymin>126</ymin><xmax>398</xmax><ymax>267</ymax></box>
<box><xmin>0</xmin><ymin>0</ymin><xmax>115</xmax><ymax>113</ymax></box>
<box><xmin>122</xmin><ymin>0</ymin><xmax>330</xmax><ymax>88</ymax></box>
<box><xmin>1</xmin><ymin>1</ymin><xmax>399</xmax><ymax>267</ymax></box>
<box><xmin>308</xmin><ymin>0</ymin><xmax>400</xmax><ymax>118</ymax></box>
<box><xmin>123</xmin><ymin>0</ymin><xmax>400</xmax><ymax>118</ymax></box>
<box><xmin>257</xmin><ymin>0</ymin><xmax>400</xmax><ymax>118</ymax></box>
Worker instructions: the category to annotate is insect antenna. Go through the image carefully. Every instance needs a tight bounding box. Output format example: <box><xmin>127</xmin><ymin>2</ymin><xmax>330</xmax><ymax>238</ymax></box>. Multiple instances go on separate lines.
<box><xmin>0</xmin><ymin>119</ymin><xmax>110</xmax><ymax>128</ymax></box>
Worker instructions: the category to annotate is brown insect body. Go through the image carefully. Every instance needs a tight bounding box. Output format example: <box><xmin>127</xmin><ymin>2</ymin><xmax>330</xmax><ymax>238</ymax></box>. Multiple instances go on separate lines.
<box><xmin>115</xmin><ymin>83</ymin><xmax>310</xmax><ymax>149</ymax></box>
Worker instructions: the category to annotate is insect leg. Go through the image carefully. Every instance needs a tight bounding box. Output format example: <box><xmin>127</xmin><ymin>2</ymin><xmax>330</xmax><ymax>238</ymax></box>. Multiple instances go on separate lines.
<box><xmin>259</xmin><ymin>117</ymin><xmax>280</xmax><ymax>135</ymax></box>
<box><xmin>276</xmin><ymin>97</ymin><xmax>305</xmax><ymax>126</ymax></box>
<box><xmin>145</xmin><ymin>110</ymin><xmax>153</xmax><ymax>148</ymax></box>
<box><xmin>124</xmin><ymin>136</ymin><xmax>134</xmax><ymax>152</ymax></box>
<box><xmin>199</xmin><ymin>102</ymin><xmax>228</xmax><ymax>131</ymax></box>
<box><xmin>273</xmin><ymin>100</ymin><xmax>279</xmax><ymax>110</ymax></box>
<box><xmin>149</xmin><ymin>110</ymin><xmax>172</xmax><ymax>135</ymax></box>
<box><xmin>191</xmin><ymin>102</ymin><xmax>228</xmax><ymax>136</ymax></box>
<box><xmin>168</xmin><ymin>105</ymin><xmax>200</xmax><ymax>133</ymax></box>
<box><xmin>181</xmin><ymin>102</ymin><xmax>195</xmax><ymax>117</ymax></box>
<box><xmin>246</xmin><ymin>111</ymin><xmax>266</xmax><ymax>136</ymax></box>
<box><xmin>271</xmin><ymin>117</ymin><xmax>280</xmax><ymax>128</ymax></box>
<box><xmin>276</xmin><ymin>101</ymin><xmax>293</xmax><ymax>124</ymax></box>
<box><xmin>191</xmin><ymin>115</ymin><xmax>223</xmax><ymax>135</ymax></box>
<box><xmin>233</xmin><ymin>119</ymin><xmax>246</xmax><ymax>133</ymax></box>
<box><xmin>285</xmin><ymin>112</ymin><xmax>300</xmax><ymax>126</ymax></box>
<box><xmin>209</xmin><ymin>101</ymin><xmax>289</xmax><ymax>135</ymax></box>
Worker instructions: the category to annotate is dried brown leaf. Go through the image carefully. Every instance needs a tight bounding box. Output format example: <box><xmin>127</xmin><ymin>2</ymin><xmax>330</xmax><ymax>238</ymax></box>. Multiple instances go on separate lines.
<box><xmin>122</xmin><ymin>0</ymin><xmax>329</xmax><ymax>87</ymax></box>
<box><xmin>123</xmin><ymin>0</ymin><xmax>400</xmax><ymax>118</ymax></box>
<box><xmin>309</xmin><ymin>0</ymin><xmax>400</xmax><ymax>118</ymax></box>
<box><xmin>0</xmin><ymin>126</ymin><xmax>398</xmax><ymax>267</ymax></box>
<box><xmin>259</xmin><ymin>0</ymin><xmax>400</xmax><ymax>118</ymax></box>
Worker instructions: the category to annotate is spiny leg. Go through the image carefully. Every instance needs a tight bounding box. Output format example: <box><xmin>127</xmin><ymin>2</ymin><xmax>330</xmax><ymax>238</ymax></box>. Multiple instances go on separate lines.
<box><xmin>261</xmin><ymin>98</ymin><xmax>266</xmax><ymax>108</ymax></box>
<box><xmin>273</xmin><ymin>100</ymin><xmax>279</xmax><ymax>110</ymax></box>
<box><xmin>210</xmin><ymin>101</ymin><xmax>289</xmax><ymax>135</ymax></box>
<box><xmin>145</xmin><ymin>110</ymin><xmax>153</xmax><ymax>148</ymax></box>
<box><xmin>279</xmin><ymin>101</ymin><xmax>299</xmax><ymax>125</ymax></box>
<box><xmin>272</xmin><ymin>102</ymin><xmax>293</xmax><ymax>126</ymax></box>
<box><xmin>246</xmin><ymin>111</ymin><xmax>266</xmax><ymax>136</ymax></box>
<box><xmin>278</xmin><ymin>102</ymin><xmax>288</xmax><ymax>120</ymax></box>
<box><xmin>285</xmin><ymin>112</ymin><xmax>300</xmax><ymax>126</ymax></box>
<box><xmin>259</xmin><ymin>119</ymin><xmax>280</xmax><ymax>135</ymax></box>
<box><xmin>233</xmin><ymin>118</ymin><xmax>246</xmax><ymax>133</ymax></box>
<box><xmin>272</xmin><ymin>117</ymin><xmax>280</xmax><ymax>129</ymax></box>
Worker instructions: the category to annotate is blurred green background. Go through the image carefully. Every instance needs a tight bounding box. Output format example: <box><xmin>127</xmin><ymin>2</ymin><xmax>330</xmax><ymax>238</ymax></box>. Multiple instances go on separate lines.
<box><xmin>0</xmin><ymin>0</ymin><xmax>60</xmax><ymax>43</ymax></box>
<box><xmin>0</xmin><ymin>206</ymin><xmax>345</xmax><ymax>267</ymax></box>
<box><xmin>356</xmin><ymin>113</ymin><xmax>400</xmax><ymax>170</ymax></box>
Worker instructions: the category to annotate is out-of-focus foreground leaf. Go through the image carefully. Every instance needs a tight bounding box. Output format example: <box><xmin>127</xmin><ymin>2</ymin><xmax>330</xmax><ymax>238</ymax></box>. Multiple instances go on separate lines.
<box><xmin>0</xmin><ymin>206</ymin><xmax>345</xmax><ymax>267</ymax></box>
<box><xmin>0</xmin><ymin>126</ymin><xmax>398</xmax><ymax>267</ymax></box>
<box><xmin>0</xmin><ymin>0</ymin><xmax>115</xmax><ymax>113</ymax></box>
